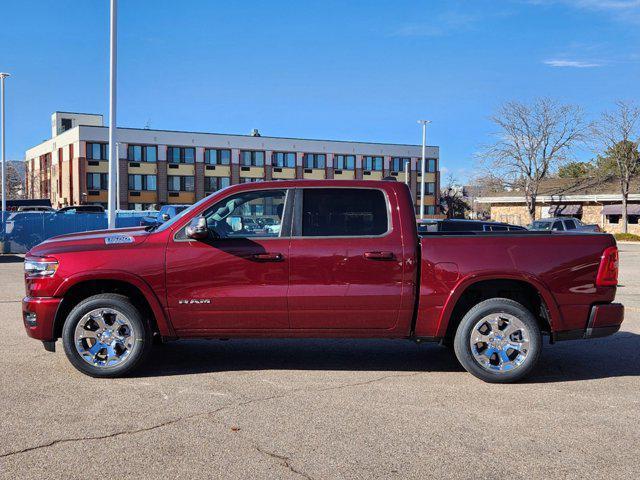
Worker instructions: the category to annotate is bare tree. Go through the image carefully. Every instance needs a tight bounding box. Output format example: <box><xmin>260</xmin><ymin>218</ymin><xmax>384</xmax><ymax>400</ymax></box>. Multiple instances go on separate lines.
<box><xmin>6</xmin><ymin>163</ymin><xmax>24</xmax><ymax>199</ymax></box>
<box><xmin>480</xmin><ymin>98</ymin><xmax>587</xmax><ymax>221</ymax></box>
<box><xmin>1</xmin><ymin>162</ymin><xmax>26</xmax><ymax>202</ymax></box>
<box><xmin>592</xmin><ymin>101</ymin><xmax>640</xmax><ymax>233</ymax></box>
<box><xmin>440</xmin><ymin>174</ymin><xmax>470</xmax><ymax>219</ymax></box>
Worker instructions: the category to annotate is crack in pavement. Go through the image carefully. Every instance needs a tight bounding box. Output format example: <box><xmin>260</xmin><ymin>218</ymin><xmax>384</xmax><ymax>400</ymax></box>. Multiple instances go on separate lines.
<box><xmin>0</xmin><ymin>371</ymin><xmax>424</xmax><ymax>459</ymax></box>
<box><xmin>254</xmin><ymin>444</ymin><xmax>315</xmax><ymax>480</ymax></box>
<box><xmin>0</xmin><ymin>404</ymin><xmax>230</xmax><ymax>459</ymax></box>
<box><xmin>317</xmin><ymin>372</ymin><xmax>424</xmax><ymax>392</ymax></box>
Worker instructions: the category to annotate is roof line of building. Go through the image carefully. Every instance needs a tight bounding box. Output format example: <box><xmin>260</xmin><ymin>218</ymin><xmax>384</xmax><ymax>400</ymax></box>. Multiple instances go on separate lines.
<box><xmin>55</xmin><ymin>111</ymin><xmax>104</xmax><ymax>117</ymax></box>
<box><xmin>476</xmin><ymin>194</ymin><xmax>640</xmax><ymax>203</ymax></box>
<box><xmin>78</xmin><ymin>125</ymin><xmax>437</xmax><ymax>149</ymax></box>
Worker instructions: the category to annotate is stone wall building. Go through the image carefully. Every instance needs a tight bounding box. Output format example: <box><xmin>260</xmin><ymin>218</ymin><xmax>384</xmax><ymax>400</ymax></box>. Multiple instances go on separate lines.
<box><xmin>476</xmin><ymin>178</ymin><xmax>640</xmax><ymax>234</ymax></box>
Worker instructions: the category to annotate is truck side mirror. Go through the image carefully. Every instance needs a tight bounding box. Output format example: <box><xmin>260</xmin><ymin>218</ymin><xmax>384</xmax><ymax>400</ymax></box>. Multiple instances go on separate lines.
<box><xmin>185</xmin><ymin>216</ymin><xmax>209</xmax><ymax>240</ymax></box>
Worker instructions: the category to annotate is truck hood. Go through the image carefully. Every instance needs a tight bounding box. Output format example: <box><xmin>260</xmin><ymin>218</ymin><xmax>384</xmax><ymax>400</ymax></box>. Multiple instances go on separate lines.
<box><xmin>28</xmin><ymin>227</ymin><xmax>152</xmax><ymax>257</ymax></box>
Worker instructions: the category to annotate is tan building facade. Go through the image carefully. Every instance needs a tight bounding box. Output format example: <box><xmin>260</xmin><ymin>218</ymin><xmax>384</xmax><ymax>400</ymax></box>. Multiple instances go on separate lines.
<box><xmin>25</xmin><ymin>112</ymin><xmax>441</xmax><ymax>215</ymax></box>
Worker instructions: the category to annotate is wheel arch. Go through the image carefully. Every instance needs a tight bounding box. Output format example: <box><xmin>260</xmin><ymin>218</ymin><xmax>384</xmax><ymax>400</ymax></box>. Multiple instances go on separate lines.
<box><xmin>52</xmin><ymin>271</ymin><xmax>174</xmax><ymax>340</ymax></box>
<box><xmin>438</xmin><ymin>274</ymin><xmax>560</xmax><ymax>341</ymax></box>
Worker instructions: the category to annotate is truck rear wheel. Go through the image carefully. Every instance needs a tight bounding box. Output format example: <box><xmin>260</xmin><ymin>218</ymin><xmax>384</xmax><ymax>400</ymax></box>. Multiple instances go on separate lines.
<box><xmin>453</xmin><ymin>298</ymin><xmax>541</xmax><ymax>383</ymax></box>
<box><xmin>61</xmin><ymin>294</ymin><xmax>152</xmax><ymax>377</ymax></box>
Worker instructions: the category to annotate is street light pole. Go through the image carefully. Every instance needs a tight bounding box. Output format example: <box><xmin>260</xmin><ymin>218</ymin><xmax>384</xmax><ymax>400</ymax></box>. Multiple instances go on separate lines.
<box><xmin>0</xmin><ymin>73</ymin><xmax>9</xmax><ymax>222</ymax></box>
<box><xmin>107</xmin><ymin>0</ymin><xmax>118</xmax><ymax>228</ymax></box>
<box><xmin>417</xmin><ymin>120</ymin><xmax>432</xmax><ymax>220</ymax></box>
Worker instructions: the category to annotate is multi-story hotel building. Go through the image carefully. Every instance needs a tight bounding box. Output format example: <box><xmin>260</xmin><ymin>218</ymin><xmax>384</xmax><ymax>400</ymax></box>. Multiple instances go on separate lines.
<box><xmin>25</xmin><ymin>112</ymin><xmax>441</xmax><ymax>216</ymax></box>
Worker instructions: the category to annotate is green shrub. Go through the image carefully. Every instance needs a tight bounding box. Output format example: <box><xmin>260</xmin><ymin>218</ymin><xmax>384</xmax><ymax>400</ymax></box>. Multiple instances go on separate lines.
<box><xmin>614</xmin><ymin>233</ymin><xmax>640</xmax><ymax>242</ymax></box>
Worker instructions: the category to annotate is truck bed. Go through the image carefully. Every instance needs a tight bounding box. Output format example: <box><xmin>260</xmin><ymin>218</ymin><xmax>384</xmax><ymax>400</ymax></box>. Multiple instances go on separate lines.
<box><xmin>415</xmin><ymin>232</ymin><xmax>617</xmax><ymax>338</ymax></box>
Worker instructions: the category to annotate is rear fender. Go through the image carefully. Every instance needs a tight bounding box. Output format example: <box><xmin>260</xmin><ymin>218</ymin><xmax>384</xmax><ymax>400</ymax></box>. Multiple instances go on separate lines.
<box><xmin>436</xmin><ymin>273</ymin><xmax>561</xmax><ymax>337</ymax></box>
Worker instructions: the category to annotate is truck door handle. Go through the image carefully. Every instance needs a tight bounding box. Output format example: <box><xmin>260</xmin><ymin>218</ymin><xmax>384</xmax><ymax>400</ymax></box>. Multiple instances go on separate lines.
<box><xmin>363</xmin><ymin>251</ymin><xmax>395</xmax><ymax>260</ymax></box>
<box><xmin>251</xmin><ymin>252</ymin><xmax>284</xmax><ymax>262</ymax></box>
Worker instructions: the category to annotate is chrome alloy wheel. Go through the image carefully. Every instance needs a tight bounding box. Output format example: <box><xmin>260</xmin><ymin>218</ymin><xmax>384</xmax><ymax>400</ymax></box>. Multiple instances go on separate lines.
<box><xmin>469</xmin><ymin>313</ymin><xmax>530</xmax><ymax>373</ymax></box>
<box><xmin>74</xmin><ymin>308</ymin><xmax>136</xmax><ymax>368</ymax></box>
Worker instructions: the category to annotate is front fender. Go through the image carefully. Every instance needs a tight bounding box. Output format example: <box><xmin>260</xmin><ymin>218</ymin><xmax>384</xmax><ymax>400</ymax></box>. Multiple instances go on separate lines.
<box><xmin>53</xmin><ymin>270</ymin><xmax>175</xmax><ymax>337</ymax></box>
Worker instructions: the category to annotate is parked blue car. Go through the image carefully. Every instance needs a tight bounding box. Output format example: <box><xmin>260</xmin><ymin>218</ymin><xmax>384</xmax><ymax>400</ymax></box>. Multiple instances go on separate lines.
<box><xmin>139</xmin><ymin>205</ymin><xmax>191</xmax><ymax>227</ymax></box>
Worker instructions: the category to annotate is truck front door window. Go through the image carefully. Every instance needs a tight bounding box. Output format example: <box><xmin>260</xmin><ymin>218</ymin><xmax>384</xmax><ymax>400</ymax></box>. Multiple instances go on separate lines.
<box><xmin>178</xmin><ymin>190</ymin><xmax>287</xmax><ymax>239</ymax></box>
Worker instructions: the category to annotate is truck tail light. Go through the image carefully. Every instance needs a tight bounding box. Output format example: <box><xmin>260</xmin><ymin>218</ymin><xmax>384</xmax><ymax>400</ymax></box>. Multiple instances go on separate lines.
<box><xmin>596</xmin><ymin>246</ymin><xmax>618</xmax><ymax>287</ymax></box>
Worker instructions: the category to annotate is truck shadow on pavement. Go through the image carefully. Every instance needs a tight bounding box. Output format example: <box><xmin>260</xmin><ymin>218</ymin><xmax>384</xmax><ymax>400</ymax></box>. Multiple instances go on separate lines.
<box><xmin>135</xmin><ymin>332</ymin><xmax>640</xmax><ymax>383</ymax></box>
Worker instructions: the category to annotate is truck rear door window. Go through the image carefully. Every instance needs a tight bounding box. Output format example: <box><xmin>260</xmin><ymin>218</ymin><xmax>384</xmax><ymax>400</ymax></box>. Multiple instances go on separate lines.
<box><xmin>301</xmin><ymin>188</ymin><xmax>388</xmax><ymax>237</ymax></box>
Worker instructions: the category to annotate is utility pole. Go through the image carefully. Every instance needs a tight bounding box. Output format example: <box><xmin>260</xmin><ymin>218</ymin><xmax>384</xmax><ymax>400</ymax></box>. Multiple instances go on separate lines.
<box><xmin>107</xmin><ymin>0</ymin><xmax>118</xmax><ymax>228</ymax></box>
<box><xmin>0</xmin><ymin>73</ymin><xmax>9</xmax><ymax>222</ymax></box>
<box><xmin>417</xmin><ymin>120</ymin><xmax>432</xmax><ymax>220</ymax></box>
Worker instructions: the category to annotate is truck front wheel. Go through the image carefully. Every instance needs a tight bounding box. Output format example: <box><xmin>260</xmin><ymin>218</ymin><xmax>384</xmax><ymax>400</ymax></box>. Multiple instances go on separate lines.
<box><xmin>453</xmin><ymin>298</ymin><xmax>542</xmax><ymax>383</ymax></box>
<box><xmin>61</xmin><ymin>294</ymin><xmax>152</xmax><ymax>377</ymax></box>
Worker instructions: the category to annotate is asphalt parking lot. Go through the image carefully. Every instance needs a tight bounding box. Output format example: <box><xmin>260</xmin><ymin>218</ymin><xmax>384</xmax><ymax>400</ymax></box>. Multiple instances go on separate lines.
<box><xmin>1</xmin><ymin>245</ymin><xmax>639</xmax><ymax>479</ymax></box>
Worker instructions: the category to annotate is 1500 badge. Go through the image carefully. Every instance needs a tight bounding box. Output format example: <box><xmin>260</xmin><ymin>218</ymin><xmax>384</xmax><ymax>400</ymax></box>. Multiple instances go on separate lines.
<box><xmin>104</xmin><ymin>235</ymin><xmax>134</xmax><ymax>245</ymax></box>
<box><xmin>178</xmin><ymin>299</ymin><xmax>211</xmax><ymax>305</ymax></box>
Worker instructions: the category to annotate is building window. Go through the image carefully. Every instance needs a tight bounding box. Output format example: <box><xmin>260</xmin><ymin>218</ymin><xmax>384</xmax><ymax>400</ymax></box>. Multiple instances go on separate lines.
<box><xmin>205</xmin><ymin>176</ymin><xmax>231</xmax><ymax>193</ymax></box>
<box><xmin>239</xmin><ymin>177</ymin><xmax>262</xmax><ymax>183</ymax></box>
<box><xmin>272</xmin><ymin>152</ymin><xmax>296</xmax><ymax>168</ymax></box>
<box><xmin>61</xmin><ymin>118</ymin><xmax>73</xmax><ymax>132</ymax></box>
<box><xmin>416</xmin><ymin>182</ymin><xmax>436</xmax><ymax>197</ymax></box>
<box><xmin>426</xmin><ymin>158</ymin><xmax>437</xmax><ymax>173</ymax></box>
<box><xmin>128</xmin><ymin>145</ymin><xmax>157</xmax><ymax>162</ymax></box>
<box><xmin>205</xmin><ymin>148</ymin><xmax>231</xmax><ymax>165</ymax></box>
<box><xmin>363</xmin><ymin>156</ymin><xmax>383</xmax><ymax>171</ymax></box>
<box><xmin>240</xmin><ymin>150</ymin><xmax>265</xmax><ymax>167</ymax></box>
<box><xmin>304</xmin><ymin>153</ymin><xmax>326</xmax><ymax>169</ymax></box>
<box><xmin>425</xmin><ymin>205</ymin><xmax>437</xmax><ymax>215</ymax></box>
<box><xmin>167</xmin><ymin>146</ymin><xmax>195</xmax><ymax>164</ymax></box>
<box><xmin>168</xmin><ymin>176</ymin><xmax>195</xmax><ymax>192</ymax></box>
<box><xmin>128</xmin><ymin>174</ymin><xmax>157</xmax><ymax>191</ymax></box>
<box><xmin>86</xmin><ymin>143</ymin><xmax>108</xmax><ymax>160</ymax></box>
<box><xmin>391</xmin><ymin>157</ymin><xmax>410</xmax><ymax>172</ymax></box>
<box><xmin>130</xmin><ymin>203</ymin><xmax>155</xmax><ymax>211</ymax></box>
<box><xmin>86</xmin><ymin>173</ymin><xmax>108</xmax><ymax>190</ymax></box>
<box><xmin>334</xmin><ymin>155</ymin><xmax>355</xmax><ymax>170</ymax></box>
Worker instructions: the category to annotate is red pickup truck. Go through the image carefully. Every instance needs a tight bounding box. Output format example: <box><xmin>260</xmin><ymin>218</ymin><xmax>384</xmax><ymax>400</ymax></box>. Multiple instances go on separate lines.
<box><xmin>22</xmin><ymin>180</ymin><xmax>624</xmax><ymax>383</ymax></box>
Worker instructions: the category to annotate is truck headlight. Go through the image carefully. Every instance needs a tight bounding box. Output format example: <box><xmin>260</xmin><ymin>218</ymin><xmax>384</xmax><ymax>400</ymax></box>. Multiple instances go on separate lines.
<box><xmin>24</xmin><ymin>258</ymin><xmax>59</xmax><ymax>278</ymax></box>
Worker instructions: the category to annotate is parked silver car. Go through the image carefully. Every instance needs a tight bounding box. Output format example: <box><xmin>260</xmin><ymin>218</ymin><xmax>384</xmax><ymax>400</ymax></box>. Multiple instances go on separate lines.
<box><xmin>528</xmin><ymin>217</ymin><xmax>601</xmax><ymax>232</ymax></box>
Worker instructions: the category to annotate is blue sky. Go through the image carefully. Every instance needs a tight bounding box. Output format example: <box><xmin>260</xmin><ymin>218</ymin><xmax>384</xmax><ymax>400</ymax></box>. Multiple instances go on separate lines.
<box><xmin>1</xmin><ymin>0</ymin><xmax>639</xmax><ymax>181</ymax></box>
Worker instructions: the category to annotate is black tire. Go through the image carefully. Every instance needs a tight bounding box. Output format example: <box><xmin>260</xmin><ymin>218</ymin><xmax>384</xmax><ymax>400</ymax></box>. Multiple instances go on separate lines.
<box><xmin>62</xmin><ymin>293</ymin><xmax>152</xmax><ymax>378</ymax></box>
<box><xmin>453</xmin><ymin>298</ymin><xmax>542</xmax><ymax>383</ymax></box>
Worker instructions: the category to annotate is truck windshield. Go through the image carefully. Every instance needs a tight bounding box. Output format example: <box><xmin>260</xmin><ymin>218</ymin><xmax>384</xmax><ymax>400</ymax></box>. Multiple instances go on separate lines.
<box><xmin>530</xmin><ymin>221</ymin><xmax>553</xmax><ymax>231</ymax></box>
